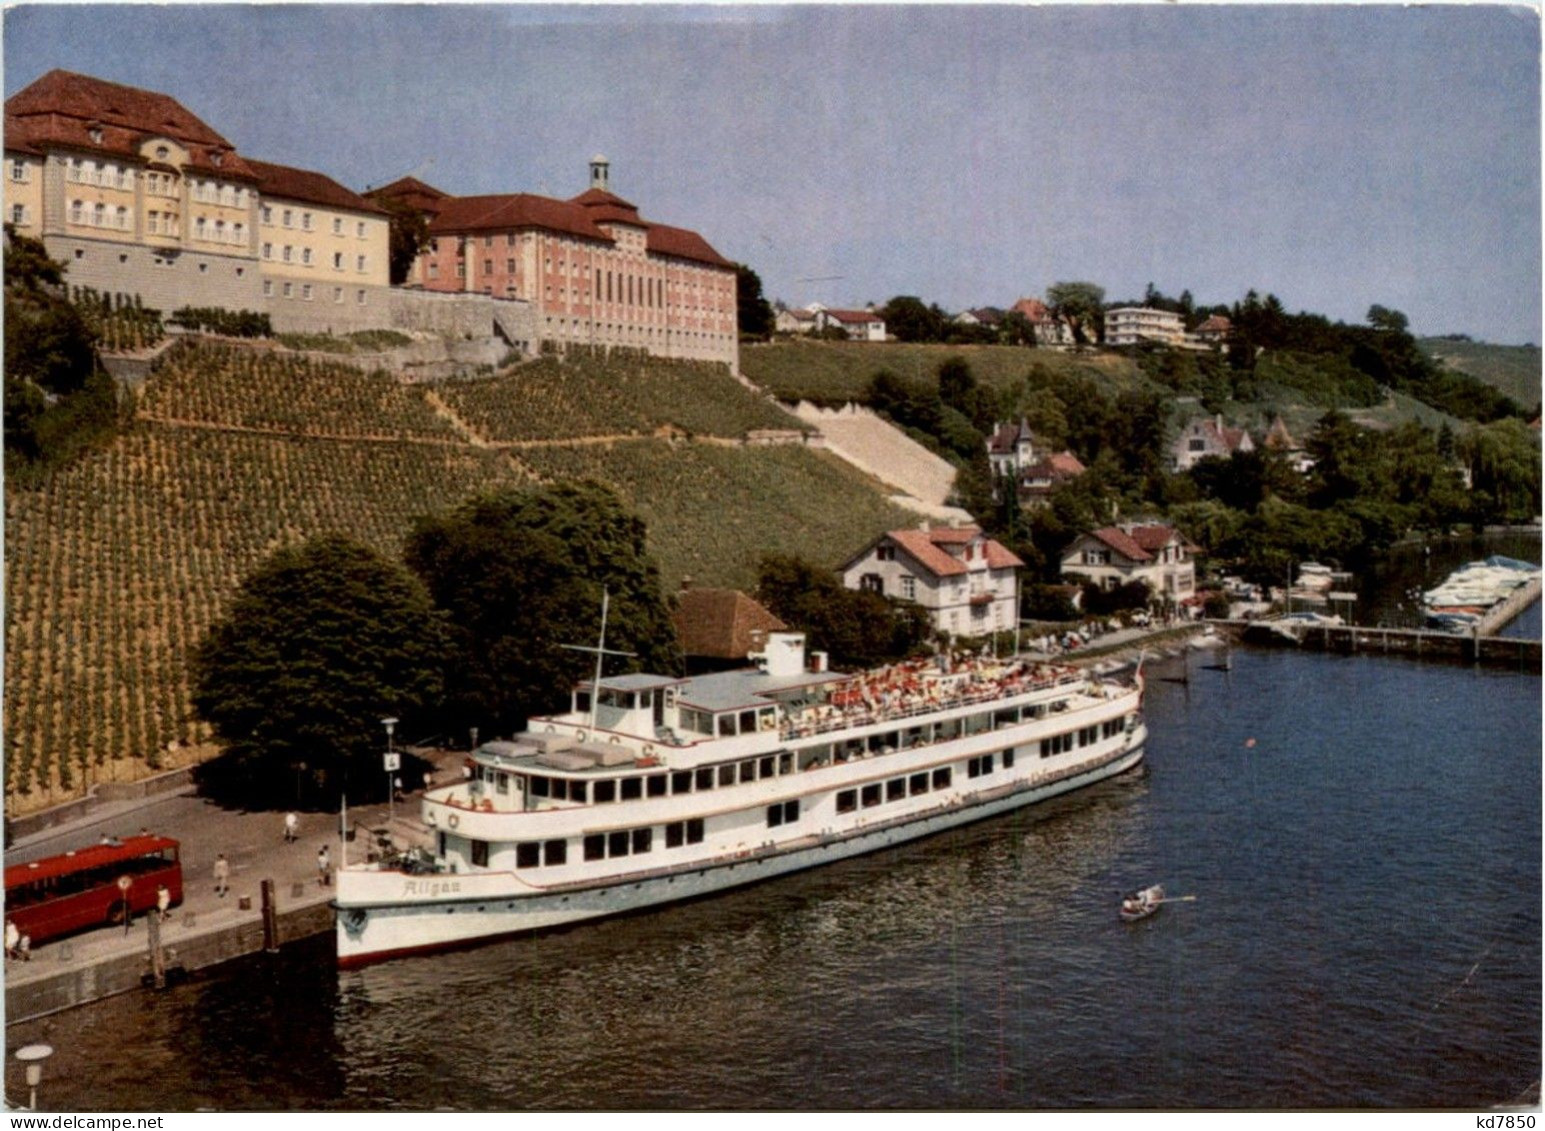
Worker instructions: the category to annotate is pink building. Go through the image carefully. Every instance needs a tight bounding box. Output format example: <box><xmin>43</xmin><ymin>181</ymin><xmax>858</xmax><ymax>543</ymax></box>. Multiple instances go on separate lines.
<box><xmin>372</xmin><ymin>156</ymin><xmax>738</xmax><ymax>367</ymax></box>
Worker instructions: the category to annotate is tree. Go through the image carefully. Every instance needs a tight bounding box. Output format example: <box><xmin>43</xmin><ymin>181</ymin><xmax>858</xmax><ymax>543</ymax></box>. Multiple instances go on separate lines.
<box><xmin>1366</xmin><ymin>304</ymin><xmax>1410</xmax><ymax>334</ymax></box>
<box><xmin>879</xmin><ymin>295</ymin><xmax>946</xmax><ymax>343</ymax></box>
<box><xmin>756</xmin><ymin>553</ymin><xmax>932</xmax><ymax>666</ymax></box>
<box><xmin>380</xmin><ymin>199</ymin><xmax>431</xmax><ymax>286</ymax></box>
<box><xmin>405</xmin><ymin>481</ymin><xmax>677</xmax><ymax>736</ymax></box>
<box><xmin>736</xmin><ymin>263</ymin><xmax>774</xmax><ymax>339</ymax></box>
<box><xmin>191</xmin><ymin>535</ymin><xmax>447</xmax><ymax>807</ymax></box>
<box><xmin>1045</xmin><ymin>281</ymin><xmax>1105</xmax><ymax>345</ymax></box>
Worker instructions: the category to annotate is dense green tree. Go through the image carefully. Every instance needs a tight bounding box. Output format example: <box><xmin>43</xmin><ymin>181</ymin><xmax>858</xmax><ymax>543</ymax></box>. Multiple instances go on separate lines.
<box><xmin>405</xmin><ymin>481</ymin><xmax>677</xmax><ymax>736</ymax></box>
<box><xmin>879</xmin><ymin>295</ymin><xmax>947</xmax><ymax>342</ymax></box>
<box><xmin>756</xmin><ymin>553</ymin><xmax>933</xmax><ymax>665</ymax></box>
<box><xmin>736</xmin><ymin>263</ymin><xmax>775</xmax><ymax>339</ymax></box>
<box><xmin>1459</xmin><ymin>418</ymin><xmax>1541</xmax><ymax>523</ymax></box>
<box><xmin>999</xmin><ymin>309</ymin><xmax>1036</xmax><ymax>346</ymax></box>
<box><xmin>380</xmin><ymin>199</ymin><xmax>431</xmax><ymax>286</ymax></box>
<box><xmin>191</xmin><ymin>535</ymin><xmax>448</xmax><ymax>807</ymax></box>
<box><xmin>1045</xmin><ymin>281</ymin><xmax>1105</xmax><ymax>345</ymax></box>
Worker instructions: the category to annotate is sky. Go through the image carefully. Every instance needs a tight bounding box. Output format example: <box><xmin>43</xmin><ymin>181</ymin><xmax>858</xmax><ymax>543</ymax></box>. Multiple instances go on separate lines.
<box><xmin>3</xmin><ymin>3</ymin><xmax>1540</xmax><ymax>344</ymax></box>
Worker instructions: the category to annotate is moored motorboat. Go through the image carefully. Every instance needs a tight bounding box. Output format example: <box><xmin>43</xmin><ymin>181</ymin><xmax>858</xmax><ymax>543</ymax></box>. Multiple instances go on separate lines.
<box><xmin>1120</xmin><ymin>884</ymin><xmax>1164</xmax><ymax>921</ymax></box>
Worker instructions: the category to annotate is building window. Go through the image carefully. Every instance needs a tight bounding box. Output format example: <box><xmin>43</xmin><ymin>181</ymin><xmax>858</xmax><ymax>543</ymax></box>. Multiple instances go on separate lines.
<box><xmin>282</xmin><ymin>282</ymin><xmax>293</xmax><ymax>298</ymax></box>
<box><xmin>506</xmin><ymin>258</ymin><xmax>516</xmax><ymax>273</ymax></box>
<box><xmin>263</xmin><ymin>280</ymin><xmax>273</xmax><ymax>297</ymax></box>
<box><xmin>428</xmin><ymin>263</ymin><xmax>439</xmax><ymax>279</ymax></box>
<box><xmin>357</xmin><ymin>290</ymin><xmax>366</xmax><ymax>305</ymax></box>
<box><xmin>262</xmin><ymin>242</ymin><xmax>272</xmax><ymax>259</ymax></box>
<box><xmin>261</xmin><ymin>205</ymin><xmax>273</xmax><ymax>225</ymax></box>
<box><xmin>301</xmin><ymin>248</ymin><xmax>313</xmax><ymax>266</ymax></box>
<box><xmin>301</xmin><ymin>284</ymin><xmax>313</xmax><ymax>301</ymax></box>
<box><xmin>900</xmin><ymin>575</ymin><xmax>916</xmax><ymax>601</ymax></box>
<box><xmin>9</xmin><ymin>159</ymin><xmax>27</xmax><ymax>182</ymax></box>
<box><xmin>9</xmin><ymin>204</ymin><xmax>24</xmax><ymax>225</ymax></box>
<box><xmin>356</xmin><ymin>255</ymin><xmax>367</xmax><ymax>273</ymax></box>
<box><xmin>282</xmin><ymin>245</ymin><xmax>293</xmax><ymax>263</ymax></box>
<box><xmin>333</xmin><ymin>252</ymin><xmax>343</xmax><ymax>270</ymax></box>
<box><xmin>282</xmin><ymin>209</ymin><xmax>293</xmax><ymax>228</ymax></box>
<box><xmin>332</xmin><ymin>217</ymin><xmax>343</xmax><ymax>235</ymax></box>
<box><xmin>333</xmin><ymin>286</ymin><xmax>343</xmax><ymax>303</ymax></box>
<box><xmin>356</xmin><ymin>221</ymin><xmax>366</xmax><ymax>239</ymax></box>
<box><xmin>301</xmin><ymin>212</ymin><xmax>313</xmax><ymax>231</ymax></box>
<box><xmin>70</xmin><ymin>199</ymin><xmax>84</xmax><ymax>224</ymax></box>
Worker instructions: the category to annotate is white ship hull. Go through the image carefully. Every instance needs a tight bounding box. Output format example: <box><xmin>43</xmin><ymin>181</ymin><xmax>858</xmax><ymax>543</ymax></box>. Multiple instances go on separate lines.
<box><xmin>336</xmin><ymin>722</ymin><xmax>1145</xmax><ymax>966</ymax></box>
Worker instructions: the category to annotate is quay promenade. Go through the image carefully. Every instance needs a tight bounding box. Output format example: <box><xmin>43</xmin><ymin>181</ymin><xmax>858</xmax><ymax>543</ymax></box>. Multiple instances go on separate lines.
<box><xmin>4</xmin><ymin>779</ymin><xmax>438</xmax><ymax>1024</ymax></box>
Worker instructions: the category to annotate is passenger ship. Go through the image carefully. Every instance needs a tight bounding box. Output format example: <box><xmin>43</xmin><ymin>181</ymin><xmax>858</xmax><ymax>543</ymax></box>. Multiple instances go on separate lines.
<box><xmin>334</xmin><ymin>631</ymin><xmax>1146</xmax><ymax>966</ymax></box>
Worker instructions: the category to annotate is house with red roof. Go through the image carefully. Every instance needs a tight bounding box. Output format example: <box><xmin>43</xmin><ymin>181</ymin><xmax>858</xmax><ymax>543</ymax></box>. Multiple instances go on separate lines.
<box><xmin>1018</xmin><ymin>451</ymin><xmax>1087</xmax><ymax>507</ymax></box>
<box><xmin>840</xmin><ymin>523</ymin><xmax>1022</xmax><ymax>638</ymax></box>
<box><xmin>673</xmin><ymin>585</ymin><xmax>788</xmax><ymax>674</ymax></box>
<box><xmin>1010</xmin><ymin>297</ymin><xmax>1073</xmax><ymax>347</ymax></box>
<box><xmin>1059</xmin><ymin>523</ymin><xmax>1197</xmax><ymax>608</ymax></box>
<box><xmin>1190</xmin><ymin>313</ymin><xmax>1231</xmax><ymax>346</ymax></box>
<box><xmin>371</xmin><ymin>155</ymin><xmax>739</xmax><ymax>367</ymax></box>
<box><xmin>1171</xmin><ymin>414</ymin><xmax>1256</xmax><ymax>472</ymax></box>
<box><xmin>814</xmin><ymin>306</ymin><xmax>887</xmax><ymax>342</ymax></box>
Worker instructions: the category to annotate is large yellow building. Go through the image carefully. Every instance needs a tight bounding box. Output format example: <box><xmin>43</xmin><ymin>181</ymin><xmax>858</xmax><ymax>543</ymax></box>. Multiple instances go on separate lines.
<box><xmin>4</xmin><ymin>70</ymin><xmax>391</xmax><ymax>332</ymax></box>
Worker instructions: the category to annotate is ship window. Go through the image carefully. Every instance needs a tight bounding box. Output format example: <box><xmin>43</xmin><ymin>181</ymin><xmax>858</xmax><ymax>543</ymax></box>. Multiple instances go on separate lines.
<box><xmin>686</xmin><ymin>818</ymin><xmax>705</xmax><ymax>844</ymax></box>
<box><xmin>666</xmin><ymin>822</ymin><xmax>684</xmax><ymax>848</ymax></box>
<box><xmin>995</xmin><ymin>709</ymin><xmax>1019</xmax><ymax>729</ymax></box>
<box><xmin>621</xmin><ymin>777</ymin><xmax>643</xmax><ymax>801</ymax></box>
<box><xmin>516</xmin><ymin>842</ymin><xmax>540</xmax><ymax>869</ymax></box>
<box><xmin>1004</xmin><ymin>748</ymin><xmax>1016</xmax><ymax>768</ymax></box>
<box><xmin>836</xmin><ymin>789</ymin><xmax>857</xmax><ymax>813</ymax></box>
<box><xmin>886</xmin><ymin>778</ymin><xmax>906</xmax><ymax>801</ymax></box>
<box><xmin>632</xmin><ymin>828</ymin><xmax>652</xmax><ymax>854</ymax></box>
<box><xmin>594</xmin><ymin>780</ymin><xmax>616</xmax><ymax>804</ymax></box>
<box><xmin>671</xmin><ymin>770</ymin><xmax>693</xmax><ymax>795</ymax></box>
<box><xmin>740</xmin><ymin>760</ymin><xmax>757</xmax><ymax>783</ymax></box>
<box><xmin>717</xmin><ymin>714</ymin><xmax>736</xmax><ymax>737</ymax></box>
<box><xmin>551</xmin><ymin>778</ymin><xmax>569</xmax><ymax>800</ymax></box>
<box><xmin>739</xmin><ymin>710</ymin><xmax>757</xmax><ymax>734</ymax></box>
<box><xmin>544</xmin><ymin>840</ymin><xmax>567</xmax><ymax>866</ymax></box>
<box><xmin>965</xmin><ymin>713</ymin><xmax>991</xmax><ymax>737</ymax></box>
<box><xmin>909</xmin><ymin>773</ymin><xmax>928</xmax><ymax>796</ymax></box>
<box><xmin>437</xmin><ymin>832</ymin><xmax>446</xmax><ymax>856</ymax></box>
<box><xmin>569</xmin><ymin>781</ymin><xmax>587</xmax><ymax>803</ymax></box>
<box><xmin>718</xmin><ymin>765</ymin><xmax>735</xmax><ymax>787</ymax></box>
<box><xmin>471</xmin><ymin>840</ymin><xmax>489</xmax><ymax>867</ymax></box>
<box><xmin>861</xmin><ymin>784</ymin><xmax>881</xmax><ymax>808</ymax></box>
<box><xmin>531</xmin><ymin>776</ymin><xmax>550</xmax><ymax>797</ymax></box>
<box><xmin>608</xmin><ymin>831</ymin><xmax>629</xmax><ymax>857</ymax></box>
<box><xmin>932</xmin><ymin>767</ymin><xmax>952</xmax><ymax>789</ymax></box>
<box><xmin>495</xmin><ymin>773</ymin><xmax>510</xmax><ymax>795</ymax></box>
<box><xmin>935</xmin><ymin>719</ymin><xmax>961</xmax><ymax>741</ymax></box>
<box><xmin>695</xmin><ymin>768</ymin><xmax>714</xmax><ymax>791</ymax></box>
<box><xmin>767</xmin><ymin>804</ymin><xmax>784</xmax><ymax>828</ymax></box>
<box><xmin>647</xmin><ymin>774</ymin><xmax>667</xmax><ymax>797</ymax></box>
<box><xmin>779</xmin><ymin>752</ymin><xmax>793</xmax><ymax>775</ymax></box>
<box><xmin>782</xmin><ymin>799</ymin><xmax>799</xmax><ymax>824</ymax></box>
<box><xmin>584</xmin><ymin>834</ymin><xmax>605</xmax><ymax>861</ymax></box>
<box><xmin>760</xmin><ymin>756</ymin><xmax>776</xmax><ymax>779</ymax></box>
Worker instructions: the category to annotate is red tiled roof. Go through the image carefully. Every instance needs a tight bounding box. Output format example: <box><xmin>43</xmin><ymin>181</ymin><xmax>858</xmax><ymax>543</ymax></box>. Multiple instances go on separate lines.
<box><xmin>1128</xmin><ymin>524</ymin><xmax>1182</xmax><ymax>553</ymax></box>
<box><xmin>1044</xmin><ymin>451</ymin><xmax>1086</xmax><ymax>475</ymax></box>
<box><xmin>646</xmin><ymin>221</ymin><xmax>733</xmax><ymax>268</ymax></box>
<box><xmin>860</xmin><ymin>525</ymin><xmax>1024</xmax><ymax>580</ymax></box>
<box><xmin>5</xmin><ymin>69</ymin><xmax>255</xmax><ymax>180</ymax></box>
<box><xmin>673</xmin><ymin>588</ymin><xmax>787</xmax><ymax>659</ymax></box>
<box><xmin>1087</xmin><ymin>527</ymin><xmax>1153</xmax><ymax>562</ymax></box>
<box><xmin>987</xmin><ymin>419</ymin><xmax>1035</xmax><ymax>455</ymax></box>
<box><xmin>823</xmin><ymin>308</ymin><xmax>883</xmax><ymax>325</ymax></box>
<box><xmin>244</xmin><ymin>157</ymin><xmax>386</xmax><ymax>216</ymax></box>
<box><xmin>367</xmin><ymin>176</ymin><xmax>449</xmax><ymax>215</ymax></box>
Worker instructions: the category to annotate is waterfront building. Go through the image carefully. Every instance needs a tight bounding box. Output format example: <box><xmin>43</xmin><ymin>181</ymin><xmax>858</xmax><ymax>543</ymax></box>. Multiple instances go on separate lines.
<box><xmin>672</xmin><ymin>585</ymin><xmax>788</xmax><ymax>674</ymax></box>
<box><xmin>840</xmin><ymin>523</ymin><xmax>1022</xmax><ymax>638</ymax></box>
<box><xmin>1105</xmin><ymin>306</ymin><xmax>1186</xmax><ymax>347</ymax></box>
<box><xmin>1060</xmin><ymin>523</ymin><xmax>1197</xmax><ymax>608</ymax></box>
<box><xmin>373</xmin><ymin>156</ymin><xmax>739</xmax><ymax>367</ymax></box>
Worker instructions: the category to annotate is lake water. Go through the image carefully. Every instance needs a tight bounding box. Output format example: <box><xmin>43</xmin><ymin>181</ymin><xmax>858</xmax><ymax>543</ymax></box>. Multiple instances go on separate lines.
<box><xmin>7</xmin><ymin>639</ymin><xmax>1538</xmax><ymax>1112</ymax></box>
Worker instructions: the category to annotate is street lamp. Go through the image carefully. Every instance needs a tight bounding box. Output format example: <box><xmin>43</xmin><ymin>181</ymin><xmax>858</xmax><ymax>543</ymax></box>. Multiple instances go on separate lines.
<box><xmin>381</xmin><ymin>717</ymin><xmax>399</xmax><ymax>823</ymax></box>
<box><xmin>15</xmin><ymin>1043</ymin><xmax>52</xmax><ymax>1110</ymax></box>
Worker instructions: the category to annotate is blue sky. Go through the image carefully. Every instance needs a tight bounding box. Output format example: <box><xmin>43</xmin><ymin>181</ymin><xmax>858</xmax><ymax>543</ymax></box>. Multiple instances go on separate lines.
<box><xmin>4</xmin><ymin>4</ymin><xmax>1540</xmax><ymax>343</ymax></box>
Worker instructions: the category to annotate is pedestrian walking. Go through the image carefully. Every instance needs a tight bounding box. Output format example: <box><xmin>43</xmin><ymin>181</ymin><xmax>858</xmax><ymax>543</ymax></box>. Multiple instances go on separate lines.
<box><xmin>284</xmin><ymin>811</ymin><xmax>299</xmax><ymax>843</ymax></box>
<box><xmin>213</xmin><ymin>853</ymin><xmax>231</xmax><ymax>898</ymax></box>
<box><xmin>5</xmin><ymin>918</ymin><xmax>19</xmax><ymax>960</ymax></box>
<box><xmin>17</xmin><ymin>931</ymin><xmax>30</xmax><ymax>962</ymax></box>
<box><xmin>156</xmin><ymin>884</ymin><xmax>171</xmax><ymax>922</ymax></box>
<box><xmin>317</xmin><ymin>845</ymin><xmax>332</xmax><ymax>887</ymax></box>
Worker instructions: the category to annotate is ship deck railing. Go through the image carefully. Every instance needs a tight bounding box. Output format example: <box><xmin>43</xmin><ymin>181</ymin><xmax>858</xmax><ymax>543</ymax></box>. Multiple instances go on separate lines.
<box><xmin>780</xmin><ymin>666</ymin><xmax>1095</xmax><ymax>741</ymax></box>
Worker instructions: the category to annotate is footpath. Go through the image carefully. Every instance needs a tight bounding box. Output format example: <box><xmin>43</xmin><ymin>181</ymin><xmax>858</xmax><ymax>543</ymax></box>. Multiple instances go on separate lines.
<box><xmin>3</xmin><ymin>768</ymin><xmax>445</xmax><ymax>1025</ymax></box>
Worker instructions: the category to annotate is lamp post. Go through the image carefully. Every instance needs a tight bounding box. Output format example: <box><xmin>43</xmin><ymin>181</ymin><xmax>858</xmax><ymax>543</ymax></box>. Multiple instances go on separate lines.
<box><xmin>381</xmin><ymin>717</ymin><xmax>399</xmax><ymax>823</ymax></box>
<box><xmin>15</xmin><ymin>1043</ymin><xmax>52</xmax><ymax>1110</ymax></box>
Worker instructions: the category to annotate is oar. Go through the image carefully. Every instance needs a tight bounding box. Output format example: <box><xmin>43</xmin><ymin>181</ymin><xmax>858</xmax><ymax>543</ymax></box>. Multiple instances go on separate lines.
<box><xmin>1153</xmin><ymin>895</ymin><xmax>1197</xmax><ymax>905</ymax></box>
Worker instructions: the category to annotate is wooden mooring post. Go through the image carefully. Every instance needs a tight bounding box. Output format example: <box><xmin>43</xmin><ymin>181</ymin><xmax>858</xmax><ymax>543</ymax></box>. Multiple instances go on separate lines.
<box><xmin>146</xmin><ymin>910</ymin><xmax>166</xmax><ymax>990</ymax></box>
<box><xmin>261</xmin><ymin>878</ymin><xmax>280</xmax><ymax>954</ymax></box>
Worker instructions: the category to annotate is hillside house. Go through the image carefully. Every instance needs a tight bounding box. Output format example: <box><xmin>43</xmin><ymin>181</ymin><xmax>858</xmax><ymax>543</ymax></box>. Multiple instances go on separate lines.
<box><xmin>1018</xmin><ymin>451</ymin><xmax>1087</xmax><ymax>507</ymax></box>
<box><xmin>1105</xmin><ymin>306</ymin><xmax>1186</xmax><ymax>347</ymax></box>
<box><xmin>1172</xmin><ymin>414</ymin><xmax>1256</xmax><ymax>472</ymax></box>
<box><xmin>840</xmin><ymin>524</ymin><xmax>1022</xmax><ymax>638</ymax></box>
<box><xmin>1191</xmin><ymin>313</ymin><xmax>1231</xmax><ymax>346</ymax></box>
<box><xmin>1060</xmin><ymin>523</ymin><xmax>1197</xmax><ymax>608</ymax></box>
<box><xmin>673</xmin><ymin>585</ymin><xmax>788</xmax><ymax>674</ymax></box>
<box><xmin>774</xmin><ymin>306</ymin><xmax>819</xmax><ymax>335</ymax></box>
<box><xmin>815</xmin><ymin>307</ymin><xmax>887</xmax><ymax>341</ymax></box>
<box><xmin>986</xmin><ymin>418</ymin><xmax>1041</xmax><ymax>479</ymax></box>
<box><xmin>1010</xmin><ymin>297</ymin><xmax>1073</xmax><ymax>347</ymax></box>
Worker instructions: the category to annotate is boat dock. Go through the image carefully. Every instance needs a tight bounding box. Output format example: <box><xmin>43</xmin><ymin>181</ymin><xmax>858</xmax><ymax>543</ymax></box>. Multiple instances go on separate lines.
<box><xmin>1223</xmin><ymin>575</ymin><xmax>1541</xmax><ymax>671</ymax></box>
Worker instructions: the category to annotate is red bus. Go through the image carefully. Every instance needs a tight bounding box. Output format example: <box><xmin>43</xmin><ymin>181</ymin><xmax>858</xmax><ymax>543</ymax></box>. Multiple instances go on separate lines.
<box><xmin>5</xmin><ymin>835</ymin><xmax>183</xmax><ymax>945</ymax></box>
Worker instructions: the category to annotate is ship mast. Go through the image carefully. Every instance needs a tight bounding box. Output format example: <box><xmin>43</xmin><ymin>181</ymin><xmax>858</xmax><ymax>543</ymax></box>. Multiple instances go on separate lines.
<box><xmin>562</xmin><ymin>588</ymin><xmax>635</xmax><ymax>734</ymax></box>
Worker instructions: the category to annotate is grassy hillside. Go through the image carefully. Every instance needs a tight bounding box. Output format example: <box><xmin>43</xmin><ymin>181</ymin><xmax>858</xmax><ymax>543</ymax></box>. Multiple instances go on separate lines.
<box><xmin>741</xmin><ymin>340</ymin><xmax>1148</xmax><ymax>404</ymax></box>
<box><xmin>3</xmin><ymin>342</ymin><xmax>905</xmax><ymax>811</ymax></box>
<box><xmin>1417</xmin><ymin>338</ymin><xmax>1542</xmax><ymax>412</ymax></box>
